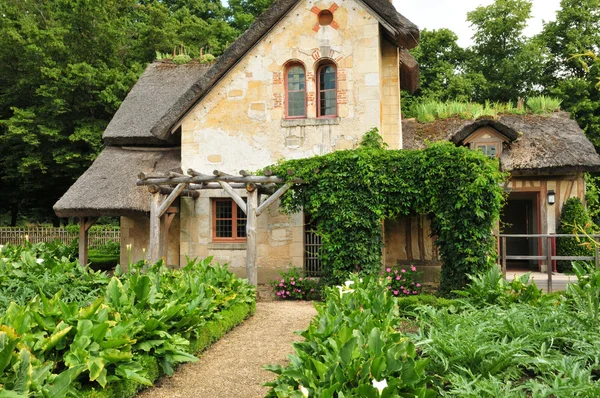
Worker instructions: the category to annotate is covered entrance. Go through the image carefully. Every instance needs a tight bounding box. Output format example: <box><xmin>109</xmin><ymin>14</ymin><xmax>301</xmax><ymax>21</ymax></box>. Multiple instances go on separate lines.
<box><xmin>501</xmin><ymin>191</ymin><xmax>541</xmax><ymax>272</ymax></box>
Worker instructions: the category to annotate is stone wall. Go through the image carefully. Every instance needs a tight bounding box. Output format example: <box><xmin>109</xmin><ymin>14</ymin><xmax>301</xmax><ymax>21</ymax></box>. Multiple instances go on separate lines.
<box><xmin>178</xmin><ymin>0</ymin><xmax>402</xmax><ymax>280</ymax></box>
<box><xmin>120</xmin><ymin>214</ymin><xmax>180</xmax><ymax>268</ymax></box>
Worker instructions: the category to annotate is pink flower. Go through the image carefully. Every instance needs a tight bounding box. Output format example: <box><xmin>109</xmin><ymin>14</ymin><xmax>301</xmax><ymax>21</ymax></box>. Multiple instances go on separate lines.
<box><xmin>291</xmin><ymin>281</ymin><xmax>295</xmax><ymax>285</ymax></box>
<box><xmin>396</xmin><ymin>276</ymin><xmax>401</xmax><ymax>280</ymax></box>
<box><xmin>416</xmin><ymin>283</ymin><xmax>421</xmax><ymax>287</ymax></box>
<box><xmin>401</xmin><ymin>269</ymin><xmax>406</xmax><ymax>273</ymax></box>
<box><xmin>276</xmin><ymin>291</ymin><xmax>281</xmax><ymax>296</ymax></box>
<box><xmin>393</xmin><ymin>290</ymin><xmax>399</xmax><ymax>295</ymax></box>
<box><xmin>281</xmin><ymin>279</ymin><xmax>285</xmax><ymax>283</ymax></box>
<box><xmin>286</xmin><ymin>291</ymin><xmax>290</xmax><ymax>295</ymax></box>
<box><xmin>387</xmin><ymin>276</ymin><xmax>392</xmax><ymax>280</ymax></box>
<box><xmin>310</xmin><ymin>288</ymin><xmax>314</xmax><ymax>292</ymax></box>
<box><xmin>388</xmin><ymin>286</ymin><xmax>392</xmax><ymax>290</ymax></box>
<box><xmin>299</xmin><ymin>277</ymin><xmax>303</xmax><ymax>281</ymax></box>
<box><xmin>413</xmin><ymin>290</ymin><xmax>417</xmax><ymax>294</ymax></box>
<box><xmin>386</xmin><ymin>268</ymin><xmax>391</xmax><ymax>272</ymax></box>
<box><xmin>411</xmin><ymin>266</ymin><xmax>417</xmax><ymax>272</ymax></box>
<box><xmin>403</xmin><ymin>289</ymin><xmax>408</xmax><ymax>294</ymax></box>
<box><xmin>400</xmin><ymin>286</ymin><xmax>404</xmax><ymax>289</ymax></box>
<box><xmin>394</xmin><ymin>270</ymin><xmax>398</xmax><ymax>274</ymax></box>
<box><xmin>279</xmin><ymin>283</ymin><xmax>284</xmax><ymax>287</ymax></box>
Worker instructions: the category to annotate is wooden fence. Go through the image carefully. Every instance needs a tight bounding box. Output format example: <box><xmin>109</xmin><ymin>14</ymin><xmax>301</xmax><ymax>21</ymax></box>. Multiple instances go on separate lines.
<box><xmin>0</xmin><ymin>227</ymin><xmax>120</xmax><ymax>248</ymax></box>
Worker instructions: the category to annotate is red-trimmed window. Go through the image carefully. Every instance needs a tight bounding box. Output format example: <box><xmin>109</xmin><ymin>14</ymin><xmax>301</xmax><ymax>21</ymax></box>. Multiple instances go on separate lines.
<box><xmin>317</xmin><ymin>63</ymin><xmax>337</xmax><ymax>117</ymax></box>
<box><xmin>285</xmin><ymin>64</ymin><xmax>306</xmax><ymax>118</ymax></box>
<box><xmin>212</xmin><ymin>199</ymin><xmax>247</xmax><ymax>242</ymax></box>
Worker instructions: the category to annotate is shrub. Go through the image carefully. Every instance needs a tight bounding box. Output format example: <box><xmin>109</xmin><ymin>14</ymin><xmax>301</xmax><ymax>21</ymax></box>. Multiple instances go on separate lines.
<box><xmin>381</xmin><ymin>265</ymin><xmax>423</xmax><ymax>296</ymax></box>
<box><xmin>556</xmin><ymin>197</ymin><xmax>596</xmax><ymax>273</ymax></box>
<box><xmin>269</xmin><ymin>268</ymin><xmax>320</xmax><ymax>300</ymax></box>
<box><xmin>264</xmin><ymin>275</ymin><xmax>434</xmax><ymax>397</ymax></box>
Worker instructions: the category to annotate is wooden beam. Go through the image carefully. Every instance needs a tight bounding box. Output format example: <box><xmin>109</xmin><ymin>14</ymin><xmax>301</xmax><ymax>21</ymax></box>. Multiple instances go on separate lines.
<box><xmin>256</xmin><ymin>183</ymin><xmax>293</xmax><ymax>216</ymax></box>
<box><xmin>157</xmin><ymin>183</ymin><xmax>186</xmax><ymax>217</ymax></box>
<box><xmin>160</xmin><ymin>212</ymin><xmax>176</xmax><ymax>265</ymax></box>
<box><xmin>137</xmin><ymin>175</ymin><xmax>294</xmax><ymax>186</ymax></box>
<box><xmin>148</xmin><ymin>193</ymin><xmax>162</xmax><ymax>264</ymax></box>
<box><xmin>78</xmin><ymin>216</ymin><xmax>97</xmax><ymax>267</ymax></box>
<box><xmin>218</xmin><ymin>181</ymin><xmax>247</xmax><ymax>215</ymax></box>
<box><xmin>158</xmin><ymin>186</ymin><xmax>200</xmax><ymax>197</ymax></box>
<box><xmin>246</xmin><ymin>188</ymin><xmax>258</xmax><ymax>285</ymax></box>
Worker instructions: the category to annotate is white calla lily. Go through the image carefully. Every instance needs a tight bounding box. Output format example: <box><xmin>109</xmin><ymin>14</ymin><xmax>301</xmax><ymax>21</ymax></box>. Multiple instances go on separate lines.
<box><xmin>344</xmin><ymin>280</ymin><xmax>354</xmax><ymax>287</ymax></box>
<box><xmin>372</xmin><ymin>378</ymin><xmax>388</xmax><ymax>395</ymax></box>
<box><xmin>299</xmin><ymin>384</ymin><xmax>309</xmax><ymax>397</ymax></box>
<box><xmin>36</xmin><ymin>258</ymin><xmax>44</xmax><ymax>264</ymax></box>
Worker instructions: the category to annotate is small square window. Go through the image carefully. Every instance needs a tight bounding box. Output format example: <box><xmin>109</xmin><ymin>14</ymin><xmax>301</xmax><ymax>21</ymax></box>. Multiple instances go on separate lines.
<box><xmin>213</xmin><ymin>199</ymin><xmax>247</xmax><ymax>242</ymax></box>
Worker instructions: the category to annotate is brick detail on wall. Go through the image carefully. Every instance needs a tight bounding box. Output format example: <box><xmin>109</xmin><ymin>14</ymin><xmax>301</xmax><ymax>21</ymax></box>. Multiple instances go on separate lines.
<box><xmin>273</xmin><ymin>93</ymin><xmax>283</xmax><ymax>108</ymax></box>
<box><xmin>307</xmin><ymin>92</ymin><xmax>316</xmax><ymax>106</ymax></box>
<box><xmin>337</xmin><ymin>89</ymin><xmax>347</xmax><ymax>104</ymax></box>
<box><xmin>307</xmin><ymin>71</ymin><xmax>315</xmax><ymax>82</ymax></box>
<box><xmin>272</xmin><ymin>71</ymin><xmax>283</xmax><ymax>85</ymax></box>
<box><xmin>338</xmin><ymin>69</ymin><xmax>347</xmax><ymax>81</ymax></box>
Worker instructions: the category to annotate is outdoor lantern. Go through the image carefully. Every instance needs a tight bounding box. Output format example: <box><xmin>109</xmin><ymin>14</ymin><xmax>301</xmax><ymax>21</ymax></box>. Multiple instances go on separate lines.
<box><xmin>547</xmin><ymin>190</ymin><xmax>556</xmax><ymax>205</ymax></box>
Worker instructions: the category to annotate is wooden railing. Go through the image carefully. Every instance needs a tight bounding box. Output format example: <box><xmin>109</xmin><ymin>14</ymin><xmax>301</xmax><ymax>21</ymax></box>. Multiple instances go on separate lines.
<box><xmin>0</xmin><ymin>227</ymin><xmax>120</xmax><ymax>248</ymax></box>
<box><xmin>499</xmin><ymin>233</ymin><xmax>600</xmax><ymax>292</ymax></box>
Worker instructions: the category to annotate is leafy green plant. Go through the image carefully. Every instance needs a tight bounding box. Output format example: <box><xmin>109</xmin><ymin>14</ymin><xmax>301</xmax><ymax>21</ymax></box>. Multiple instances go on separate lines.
<box><xmin>455</xmin><ymin>265</ymin><xmax>543</xmax><ymax>307</ymax></box>
<box><xmin>264</xmin><ymin>275</ymin><xmax>434</xmax><ymax>397</ymax></box>
<box><xmin>269</xmin><ymin>268</ymin><xmax>320</xmax><ymax>300</ymax></box>
<box><xmin>556</xmin><ymin>197</ymin><xmax>596</xmax><ymax>272</ymax></box>
<box><xmin>526</xmin><ymin>95</ymin><xmax>562</xmax><ymax>114</ymax></box>
<box><xmin>0</xmin><ymin>244</ymin><xmax>256</xmax><ymax>396</ymax></box>
<box><xmin>268</xmin><ymin>130</ymin><xmax>506</xmax><ymax>294</ymax></box>
<box><xmin>381</xmin><ymin>265</ymin><xmax>423</xmax><ymax>296</ymax></box>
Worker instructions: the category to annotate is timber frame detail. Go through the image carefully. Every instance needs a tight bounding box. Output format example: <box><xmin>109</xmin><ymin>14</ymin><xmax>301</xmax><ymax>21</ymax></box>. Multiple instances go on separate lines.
<box><xmin>136</xmin><ymin>169</ymin><xmax>301</xmax><ymax>285</ymax></box>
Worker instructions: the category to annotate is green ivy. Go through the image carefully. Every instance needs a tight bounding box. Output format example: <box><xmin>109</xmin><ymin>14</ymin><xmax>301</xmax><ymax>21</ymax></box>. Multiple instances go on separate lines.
<box><xmin>267</xmin><ymin>129</ymin><xmax>506</xmax><ymax>294</ymax></box>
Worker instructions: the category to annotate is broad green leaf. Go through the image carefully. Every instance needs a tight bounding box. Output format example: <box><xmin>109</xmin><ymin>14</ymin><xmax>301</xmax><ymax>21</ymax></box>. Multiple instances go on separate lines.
<box><xmin>87</xmin><ymin>357</ymin><xmax>105</xmax><ymax>382</ymax></box>
<box><xmin>47</xmin><ymin>365</ymin><xmax>85</xmax><ymax>398</ymax></box>
<box><xmin>41</xmin><ymin>324</ymin><xmax>73</xmax><ymax>352</ymax></box>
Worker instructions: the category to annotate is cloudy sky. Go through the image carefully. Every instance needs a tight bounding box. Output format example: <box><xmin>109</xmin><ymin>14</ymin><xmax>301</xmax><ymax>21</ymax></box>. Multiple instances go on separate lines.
<box><xmin>393</xmin><ymin>0</ymin><xmax>563</xmax><ymax>47</ymax></box>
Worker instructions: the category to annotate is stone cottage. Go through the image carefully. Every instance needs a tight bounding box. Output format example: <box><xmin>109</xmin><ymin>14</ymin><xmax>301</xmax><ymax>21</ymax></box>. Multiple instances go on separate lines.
<box><xmin>54</xmin><ymin>0</ymin><xmax>421</xmax><ymax>282</ymax></box>
<box><xmin>54</xmin><ymin>0</ymin><xmax>600</xmax><ymax>282</ymax></box>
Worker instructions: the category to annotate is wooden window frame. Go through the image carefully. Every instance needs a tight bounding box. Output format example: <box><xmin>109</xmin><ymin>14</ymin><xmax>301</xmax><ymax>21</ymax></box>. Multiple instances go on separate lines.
<box><xmin>212</xmin><ymin>198</ymin><xmax>247</xmax><ymax>242</ymax></box>
<box><xmin>316</xmin><ymin>62</ymin><xmax>337</xmax><ymax>118</ymax></box>
<box><xmin>472</xmin><ymin>142</ymin><xmax>501</xmax><ymax>158</ymax></box>
<box><xmin>284</xmin><ymin>63</ymin><xmax>307</xmax><ymax>119</ymax></box>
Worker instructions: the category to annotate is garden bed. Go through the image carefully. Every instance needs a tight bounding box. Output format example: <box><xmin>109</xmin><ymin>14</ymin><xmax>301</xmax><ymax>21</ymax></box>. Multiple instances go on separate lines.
<box><xmin>0</xmin><ymin>242</ymin><xmax>255</xmax><ymax>397</ymax></box>
<box><xmin>265</xmin><ymin>265</ymin><xmax>600</xmax><ymax>396</ymax></box>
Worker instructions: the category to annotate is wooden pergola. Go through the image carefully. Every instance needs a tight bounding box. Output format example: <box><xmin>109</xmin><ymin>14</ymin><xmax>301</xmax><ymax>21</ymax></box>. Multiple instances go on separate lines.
<box><xmin>135</xmin><ymin>169</ymin><xmax>301</xmax><ymax>285</ymax></box>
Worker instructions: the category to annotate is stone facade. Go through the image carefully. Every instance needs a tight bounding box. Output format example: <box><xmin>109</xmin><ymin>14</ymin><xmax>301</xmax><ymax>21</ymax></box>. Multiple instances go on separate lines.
<box><xmin>177</xmin><ymin>0</ymin><xmax>403</xmax><ymax>282</ymax></box>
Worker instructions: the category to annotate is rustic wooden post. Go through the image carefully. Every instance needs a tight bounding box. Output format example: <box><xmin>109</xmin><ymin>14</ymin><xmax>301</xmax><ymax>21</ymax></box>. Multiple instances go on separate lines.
<box><xmin>148</xmin><ymin>192</ymin><xmax>162</xmax><ymax>264</ymax></box>
<box><xmin>246</xmin><ymin>183</ymin><xmax>258</xmax><ymax>285</ymax></box>
<box><xmin>501</xmin><ymin>236</ymin><xmax>507</xmax><ymax>277</ymax></box>
<box><xmin>547</xmin><ymin>236</ymin><xmax>553</xmax><ymax>293</ymax></box>
<box><xmin>160</xmin><ymin>211</ymin><xmax>177</xmax><ymax>265</ymax></box>
<box><xmin>78</xmin><ymin>217</ymin><xmax>97</xmax><ymax>267</ymax></box>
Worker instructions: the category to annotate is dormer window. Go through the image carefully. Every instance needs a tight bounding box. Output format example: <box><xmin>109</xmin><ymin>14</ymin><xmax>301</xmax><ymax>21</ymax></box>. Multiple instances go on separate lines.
<box><xmin>285</xmin><ymin>63</ymin><xmax>306</xmax><ymax>118</ymax></box>
<box><xmin>463</xmin><ymin>126</ymin><xmax>508</xmax><ymax>159</ymax></box>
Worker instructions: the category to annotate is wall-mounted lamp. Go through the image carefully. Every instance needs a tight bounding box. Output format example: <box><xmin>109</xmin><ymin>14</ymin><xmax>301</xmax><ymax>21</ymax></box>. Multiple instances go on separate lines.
<box><xmin>547</xmin><ymin>190</ymin><xmax>556</xmax><ymax>205</ymax></box>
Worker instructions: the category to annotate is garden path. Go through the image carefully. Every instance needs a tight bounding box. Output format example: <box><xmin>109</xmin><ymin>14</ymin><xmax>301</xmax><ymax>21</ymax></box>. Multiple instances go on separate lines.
<box><xmin>137</xmin><ymin>300</ymin><xmax>317</xmax><ymax>398</ymax></box>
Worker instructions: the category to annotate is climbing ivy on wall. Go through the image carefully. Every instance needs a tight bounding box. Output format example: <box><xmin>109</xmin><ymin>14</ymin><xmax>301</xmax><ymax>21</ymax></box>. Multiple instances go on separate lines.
<box><xmin>267</xmin><ymin>129</ymin><xmax>507</xmax><ymax>294</ymax></box>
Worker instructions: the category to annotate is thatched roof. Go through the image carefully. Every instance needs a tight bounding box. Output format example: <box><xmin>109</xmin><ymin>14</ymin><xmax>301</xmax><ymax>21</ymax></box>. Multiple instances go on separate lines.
<box><xmin>103</xmin><ymin>62</ymin><xmax>211</xmax><ymax>146</ymax></box>
<box><xmin>53</xmin><ymin>147</ymin><xmax>181</xmax><ymax>217</ymax></box>
<box><xmin>104</xmin><ymin>0</ymin><xmax>419</xmax><ymax>145</ymax></box>
<box><xmin>402</xmin><ymin>112</ymin><xmax>600</xmax><ymax>175</ymax></box>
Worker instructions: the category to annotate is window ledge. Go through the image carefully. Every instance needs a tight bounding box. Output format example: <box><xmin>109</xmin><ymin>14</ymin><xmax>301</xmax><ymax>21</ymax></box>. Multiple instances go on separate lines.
<box><xmin>281</xmin><ymin>117</ymin><xmax>340</xmax><ymax>128</ymax></box>
<box><xmin>208</xmin><ymin>242</ymin><xmax>247</xmax><ymax>250</ymax></box>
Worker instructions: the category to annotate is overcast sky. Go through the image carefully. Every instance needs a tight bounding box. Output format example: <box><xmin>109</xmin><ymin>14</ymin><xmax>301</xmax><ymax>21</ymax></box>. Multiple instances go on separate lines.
<box><xmin>393</xmin><ymin>0</ymin><xmax>563</xmax><ymax>48</ymax></box>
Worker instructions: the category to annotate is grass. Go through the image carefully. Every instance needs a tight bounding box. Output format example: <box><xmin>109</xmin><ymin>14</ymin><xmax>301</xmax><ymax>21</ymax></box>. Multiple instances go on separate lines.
<box><xmin>412</xmin><ymin>96</ymin><xmax>560</xmax><ymax>123</ymax></box>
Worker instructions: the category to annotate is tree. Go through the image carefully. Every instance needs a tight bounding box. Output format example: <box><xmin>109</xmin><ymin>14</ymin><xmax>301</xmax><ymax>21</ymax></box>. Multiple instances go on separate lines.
<box><xmin>0</xmin><ymin>0</ymin><xmax>257</xmax><ymax>225</ymax></box>
<box><xmin>466</xmin><ymin>0</ymin><xmax>547</xmax><ymax>102</ymax></box>
<box><xmin>538</xmin><ymin>0</ymin><xmax>600</xmax><ymax>147</ymax></box>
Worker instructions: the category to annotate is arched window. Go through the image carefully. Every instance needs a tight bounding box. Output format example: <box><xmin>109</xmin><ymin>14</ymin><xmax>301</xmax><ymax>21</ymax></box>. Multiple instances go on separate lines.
<box><xmin>317</xmin><ymin>63</ymin><xmax>337</xmax><ymax>117</ymax></box>
<box><xmin>285</xmin><ymin>64</ymin><xmax>306</xmax><ymax>118</ymax></box>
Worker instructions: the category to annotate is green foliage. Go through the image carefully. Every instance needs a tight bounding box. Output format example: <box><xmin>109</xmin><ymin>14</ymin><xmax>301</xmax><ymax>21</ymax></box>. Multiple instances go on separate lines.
<box><xmin>411</xmin><ymin>97</ymin><xmax>557</xmax><ymax>123</ymax></box>
<box><xmin>0</xmin><ymin>244</ymin><xmax>256</xmax><ymax>396</ymax></box>
<box><xmin>0</xmin><ymin>0</ymin><xmax>269</xmax><ymax>223</ymax></box>
<box><xmin>269</xmin><ymin>268</ymin><xmax>320</xmax><ymax>300</ymax></box>
<box><xmin>381</xmin><ymin>265</ymin><xmax>424</xmax><ymax>296</ymax></box>
<box><xmin>454</xmin><ymin>265</ymin><xmax>544</xmax><ymax>307</ymax></box>
<box><xmin>268</xmin><ymin>130</ymin><xmax>506</xmax><ymax>294</ymax></box>
<box><xmin>0</xmin><ymin>242</ymin><xmax>109</xmax><ymax>311</ymax></box>
<box><xmin>264</xmin><ymin>276</ymin><xmax>434</xmax><ymax>397</ymax></box>
<box><xmin>556</xmin><ymin>197</ymin><xmax>596</xmax><ymax>273</ymax></box>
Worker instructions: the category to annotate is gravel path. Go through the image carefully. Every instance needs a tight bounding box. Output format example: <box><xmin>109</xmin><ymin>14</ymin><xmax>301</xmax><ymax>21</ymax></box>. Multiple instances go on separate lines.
<box><xmin>138</xmin><ymin>301</ymin><xmax>317</xmax><ymax>398</ymax></box>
